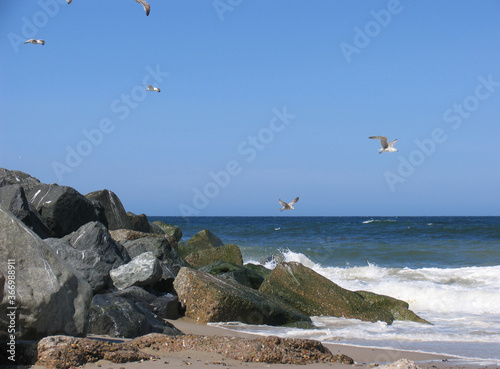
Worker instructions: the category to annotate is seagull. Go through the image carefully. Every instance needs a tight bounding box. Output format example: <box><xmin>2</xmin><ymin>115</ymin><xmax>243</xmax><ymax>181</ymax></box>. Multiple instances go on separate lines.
<box><xmin>369</xmin><ymin>136</ymin><xmax>398</xmax><ymax>154</ymax></box>
<box><xmin>135</xmin><ymin>0</ymin><xmax>150</xmax><ymax>16</ymax></box>
<box><xmin>24</xmin><ymin>39</ymin><xmax>45</xmax><ymax>45</ymax></box>
<box><xmin>279</xmin><ymin>197</ymin><xmax>299</xmax><ymax>212</ymax></box>
<box><xmin>145</xmin><ymin>85</ymin><xmax>160</xmax><ymax>92</ymax></box>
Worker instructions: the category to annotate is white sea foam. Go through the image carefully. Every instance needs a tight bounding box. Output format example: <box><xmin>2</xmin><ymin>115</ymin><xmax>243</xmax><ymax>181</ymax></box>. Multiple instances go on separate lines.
<box><xmin>239</xmin><ymin>250</ymin><xmax>500</xmax><ymax>360</ymax></box>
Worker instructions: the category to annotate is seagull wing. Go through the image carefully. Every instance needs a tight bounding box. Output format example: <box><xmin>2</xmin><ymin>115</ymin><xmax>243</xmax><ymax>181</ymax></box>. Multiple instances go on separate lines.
<box><xmin>40</xmin><ymin>40</ymin><xmax>45</xmax><ymax>45</ymax></box>
<box><xmin>369</xmin><ymin>136</ymin><xmax>388</xmax><ymax>149</ymax></box>
<box><xmin>289</xmin><ymin>197</ymin><xmax>299</xmax><ymax>206</ymax></box>
<box><xmin>67</xmin><ymin>0</ymin><xmax>72</xmax><ymax>4</ymax></box>
<box><xmin>278</xmin><ymin>199</ymin><xmax>287</xmax><ymax>207</ymax></box>
<box><xmin>388</xmin><ymin>139</ymin><xmax>398</xmax><ymax>148</ymax></box>
<box><xmin>24</xmin><ymin>39</ymin><xmax>34</xmax><ymax>44</ymax></box>
<box><xmin>146</xmin><ymin>85</ymin><xmax>153</xmax><ymax>89</ymax></box>
<box><xmin>135</xmin><ymin>0</ymin><xmax>150</xmax><ymax>15</ymax></box>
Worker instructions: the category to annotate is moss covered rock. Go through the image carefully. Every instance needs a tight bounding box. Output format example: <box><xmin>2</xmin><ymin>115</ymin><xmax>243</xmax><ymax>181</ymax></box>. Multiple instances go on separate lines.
<box><xmin>153</xmin><ymin>221</ymin><xmax>183</xmax><ymax>242</ymax></box>
<box><xmin>173</xmin><ymin>267</ymin><xmax>311</xmax><ymax>326</ymax></box>
<box><xmin>184</xmin><ymin>243</ymin><xmax>243</xmax><ymax>268</ymax></box>
<box><xmin>199</xmin><ymin>261</ymin><xmax>265</xmax><ymax>289</ymax></box>
<box><xmin>259</xmin><ymin>262</ymin><xmax>394</xmax><ymax>324</ymax></box>
<box><xmin>355</xmin><ymin>290</ymin><xmax>431</xmax><ymax>324</ymax></box>
<box><xmin>178</xmin><ymin>229</ymin><xmax>224</xmax><ymax>258</ymax></box>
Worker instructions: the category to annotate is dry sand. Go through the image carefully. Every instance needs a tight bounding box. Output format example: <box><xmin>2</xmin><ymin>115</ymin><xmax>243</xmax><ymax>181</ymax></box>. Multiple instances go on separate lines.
<box><xmin>28</xmin><ymin>317</ymin><xmax>498</xmax><ymax>369</ymax></box>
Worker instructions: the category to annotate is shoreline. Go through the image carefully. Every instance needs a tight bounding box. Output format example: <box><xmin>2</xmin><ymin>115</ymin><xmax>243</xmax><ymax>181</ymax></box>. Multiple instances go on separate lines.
<box><xmin>23</xmin><ymin>317</ymin><xmax>499</xmax><ymax>369</ymax></box>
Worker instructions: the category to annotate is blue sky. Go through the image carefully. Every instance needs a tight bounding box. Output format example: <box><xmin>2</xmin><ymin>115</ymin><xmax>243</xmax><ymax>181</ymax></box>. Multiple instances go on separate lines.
<box><xmin>1</xmin><ymin>0</ymin><xmax>499</xmax><ymax>216</ymax></box>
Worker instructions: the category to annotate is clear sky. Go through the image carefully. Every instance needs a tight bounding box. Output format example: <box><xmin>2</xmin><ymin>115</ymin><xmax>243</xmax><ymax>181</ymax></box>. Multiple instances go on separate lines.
<box><xmin>1</xmin><ymin>1</ymin><xmax>499</xmax><ymax>216</ymax></box>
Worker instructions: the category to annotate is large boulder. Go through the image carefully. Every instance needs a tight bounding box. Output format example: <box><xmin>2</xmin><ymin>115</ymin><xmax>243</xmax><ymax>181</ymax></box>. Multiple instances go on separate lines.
<box><xmin>199</xmin><ymin>261</ymin><xmax>264</xmax><ymax>289</ymax></box>
<box><xmin>173</xmin><ymin>267</ymin><xmax>311</xmax><ymax>326</ymax></box>
<box><xmin>27</xmin><ymin>183</ymin><xmax>99</xmax><ymax>238</ymax></box>
<box><xmin>122</xmin><ymin>236</ymin><xmax>188</xmax><ymax>273</ymax></box>
<box><xmin>88</xmin><ymin>294</ymin><xmax>182</xmax><ymax>338</ymax></box>
<box><xmin>179</xmin><ymin>229</ymin><xmax>223</xmax><ymax>258</ymax></box>
<box><xmin>0</xmin><ymin>205</ymin><xmax>92</xmax><ymax>339</ymax></box>
<box><xmin>153</xmin><ymin>221</ymin><xmax>182</xmax><ymax>242</ymax></box>
<box><xmin>259</xmin><ymin>262</ymin><xmax>394</xmax><ymax>324</ymax></box>
<box><xmin>45</xmin><ymin>222</ymin><xmax>131</xmax><ymax>293</ymax></box>
<box><xmin>151</xmin><ymin>293</ymin><xmax>180</xmax><ymax>319</ymax></box>
<box><xmin>185</xmin><ymin>243</ymin><xmax>243</xmax><ymax>268</ymax></box>
<box><xmin>0</xmin><ymin>184</ymin><xmax>53</xmax><ymax>239</ymax></box>
<box><xmin>0</xmin><ymin>168</ymin><xmax>41</xmax><ymax>193</ymax></box>
<box><xmin>110</xmin><ymin>252</ymin><xmax>162</xmax><ymax>290</ymax></box>
<box><xmin>355</xmin><ymin>290</ymin><xmax>430</xmax><ymax>324</ymax></box>
<box><xmin>85</xmin><ymin>189</ymin><xmax>130</xmax><ymax>230</ymax></box>
<box><xmin>126</xmin><ymin>212</ymin><xmax>151</xmax><ymax>233</ymax></box>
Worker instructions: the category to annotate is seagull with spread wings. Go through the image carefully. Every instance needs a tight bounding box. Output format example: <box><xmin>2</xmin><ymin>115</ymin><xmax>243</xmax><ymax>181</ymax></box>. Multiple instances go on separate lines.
<box><xmin>24</xmin><ymin>39</ymin><xmax>45</xmax><ymax>45</ymax></box>
<box><xmin>279</xmin><ymin>197</ymin><xmax>299</xmax><ymax>212</ymax></box>
<box><xmin>145</xmin><ymin>85</ymin><xmax>160</xmax><ymax>92</ymax></box>
<box><xmin>369</xmin><ymin>136</ymin><xmax>398</xmax><ymax>154</ymax></box>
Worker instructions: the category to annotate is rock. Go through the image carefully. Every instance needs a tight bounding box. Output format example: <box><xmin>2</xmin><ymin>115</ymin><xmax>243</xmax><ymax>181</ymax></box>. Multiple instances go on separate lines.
<box><xmin>87</xmin><ymin>198</ymin><xmax>109</xmax><ymax>228</ymax></box>
<box><xmin>199</xmin><ymin>261</ymin><xmax>264</xmax><ymax>289</ymax></box>
<box><xmin>45</xmin><ymin>221</ymin><xmax>131</xmax><ymax>293</ymax></box>
<box><xmin>149</xmin><ymin>221</ymin><xmax>166</xmax><ymax>235</ymax></box>
<box><xmin>109</xmin><ymin>228</ymin><xmax>160</xmax><ymax>243</ymax></box>
<box><xmin>379</xmin><ymin>359</ymin><xmax>422</xmax><ymax>369</ymax></box>
<box><xmin>27</xmin><ymin>183</ymin><xmax>99</xmax><ymax>238</ymax></box>
<box><xmin>131</xmin><ymin>333</ymin><xmax>354</xmax><ymax>365</ymax></box>
<box><xmin>127</xmin><ymin>211</ymin><xmax>151</xmax><ymax>233</ymax></box>
<box><xmin>244</xmin><ymin>262</ymin><xmax>273</xmax><ymax>280</ymax></box>
<box><xmin>122</xmin><ymin>236</ymin><xmax>188</xmax><ymax>273</ymax></box>
<box><xmin>355</xmin><ymin>290</ymin><xmax>431</xmax><ymax>324</ymax></box>
<box><xmin>85</xmin><ymin>189</ymin><xmax>130</xmax><ymax>230</ymax></box>
<box><xmin>0</xmin><ymin>168</ymin><xmax>41</xmax><ymax>193</ymax></box>
<box><xmin>36</xmin><ymin>335</ymin><xmax>153</xmax><ymax>369</ymax></box>
<box><xmin>0</xmin><ymin>184</ymin><xmax>53</xmax><ymax>238</ymax></box>
<box><xmin>88</xmin><ymin>294</ymin><xmax>182</xmax><ymax>338</ymax></box>
<box><xmin>0</xmin><ymin>269</ymin><xmax>4</xmax><ymax>302</ymax></box>
<box><xmin>173</xmin><ymin>267</ymin><xmax>311</xmax><ymax>326</ymax></box>
<box><xmin>151</xmin><ymin>293</ymin><xmax>180</xmax><ymax>319</ymax></box>
<box><xmin>259</xmin><ymin>262</ymin><xmax>394</xmax><ymax>324</ymax></box>
<box><xmin>110</xmin><ymin>252</ymin><xmax>162</xmax><ymax>290</ymax></box>
<box><xmin>153</xmin><ymin>221</ymin><xmax>182</xmax><ymax>241</ymax></box>
<box><xmin>185</xmin><ymin>243</ymin><xmax>244</xmax><ymax>268</ymax></box>
<box><xmin>111</xmin><ymin>286</ymin><xmax>158</xmax><ymax>306</ymax></box>
<box><xmin>0</xmin><ymin>205</ymin><xmax>92</xmax><ymax>339</ymax></box>
<box><xmin>179</xmin><ymin>229</ymin><xmax>223</xmax><ymax>258</ymax></box>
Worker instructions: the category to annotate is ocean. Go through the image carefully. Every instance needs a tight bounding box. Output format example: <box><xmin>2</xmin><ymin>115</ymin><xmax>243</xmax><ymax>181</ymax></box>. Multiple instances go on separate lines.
<box><xmin>149</xmin><ymin>216</ymin><xmax>500</xmax><ymax>363</ymax></box>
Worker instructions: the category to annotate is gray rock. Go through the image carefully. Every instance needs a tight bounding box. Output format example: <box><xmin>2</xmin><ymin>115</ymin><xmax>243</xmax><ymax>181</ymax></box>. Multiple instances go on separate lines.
<box><xmin>27</xmin><ymin>183</ymin><xmax>99</xmax><ymax>238</ymax></box>
<box><xmin>184</xmin><ymin>243</ymin><xmax>243</xmax><ymax>268</ymax></box>
<box><xmin>151</xmin><ymin>293</ymin><xmax>180</xmax><ymax>319</ymax></box>
<box><xmin>0</xmin><ymin>205</ymin><xmax>92</xmax><ymax>340</ymax></box>
<box><xmin>88</xmin><ymin>294</ymin><xmax>183</xmax><ymax>338</ymax></box>
<box><xmin>110</xmin><ymin>252</ymin><xmax>162</xmax><ymax>290</ymax></box>
<box><xmin>45</xmin><ymin>222</ymin><xmax>131</xmax><ymax>293</ymax></box>
<box><xmin>173</xmin><ymin>267</ymin><xmax>311</xmax><ymax>326</ymax></box>
<box><xmin>379</xmin><ymin>359</ymin><xmax>422</xmax><ymax>369</ymax></box>
<box><xmin>85</xmin><ymin>189</ymin><xmax>130</xmax><ymax>230</ymax></box>
<box><xmin>0</xmin><ymin>184</ymin><xmax>53</xmax><ymax>238</ymax></box>
<box><xmin>0</xmin><ymin>168</ymin><xmax>41</xmax><ymax>193</ymax></box>
<box><xmin>122</xmin><ymin>236</ymin><xmax>188</xmax><ymax>273</ymax></box>
<box><xmin>126</xmin><ymin>211</ymin><xmax>151</xmax><ymax>233</ymax></box>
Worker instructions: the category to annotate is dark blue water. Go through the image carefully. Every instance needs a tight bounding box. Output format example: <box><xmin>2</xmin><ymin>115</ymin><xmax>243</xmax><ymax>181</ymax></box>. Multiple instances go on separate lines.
<box><xmin>149</xmin><ymin>216</ymin><xmax>500</xmax><ymax>269</ymax></box>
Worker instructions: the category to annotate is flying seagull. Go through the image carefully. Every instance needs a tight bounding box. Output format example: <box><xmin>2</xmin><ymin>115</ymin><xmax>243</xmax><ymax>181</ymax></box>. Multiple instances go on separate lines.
<box><xmin>279</xmin><ymin>197</ymin><xmax>299</xmax><ymax>212</ymax></box>
<box><xmin>369</xmin><ymin>136</ymin><xmax>398</xmax><ymax>154</ymax></box>
<box><xmin>145</xmin><ymin>85</ymin><xmax>160</xmax><ymax>92</ymax></box>
<box><xmin>24</xmin><ymin>39</ymin><xmax>45</xmax><ymax>45</ymax></box>
<box><xmin>135</xmin><ymin>0</ymin><xmax>150</xmax><ymax>15</ymax></box>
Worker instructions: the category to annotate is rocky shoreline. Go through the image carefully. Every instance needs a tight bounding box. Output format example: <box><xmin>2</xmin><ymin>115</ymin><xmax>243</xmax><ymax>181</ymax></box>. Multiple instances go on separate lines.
<box><xmin>1</xmin><ymin>168</ymin><xmax>431</xmax><ymax>367</ymax></box>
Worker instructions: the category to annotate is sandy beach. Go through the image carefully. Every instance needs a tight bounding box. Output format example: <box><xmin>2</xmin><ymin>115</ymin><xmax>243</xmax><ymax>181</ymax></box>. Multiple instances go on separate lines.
<box><xmin>26</xmin><ymin>317</ymin><xmax>498</xmax><ymax>369</ymax></box>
